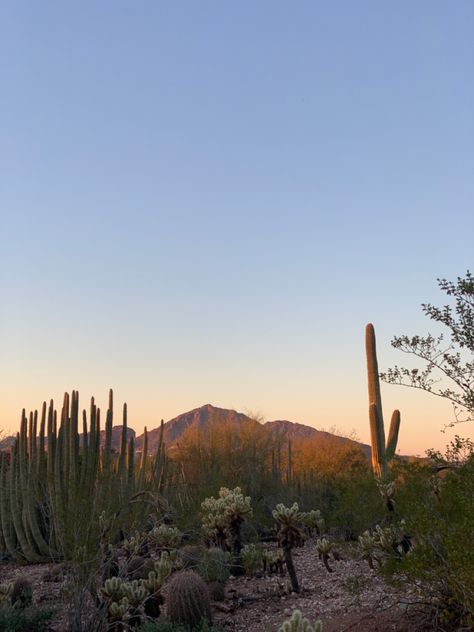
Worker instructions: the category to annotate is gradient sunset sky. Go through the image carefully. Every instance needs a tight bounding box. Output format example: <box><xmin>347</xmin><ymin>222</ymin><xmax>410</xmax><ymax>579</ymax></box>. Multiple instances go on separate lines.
<box><xmin>1</xmin><ymin>2</ymin><xmax>473</xmax><ymax>455</ymax></box>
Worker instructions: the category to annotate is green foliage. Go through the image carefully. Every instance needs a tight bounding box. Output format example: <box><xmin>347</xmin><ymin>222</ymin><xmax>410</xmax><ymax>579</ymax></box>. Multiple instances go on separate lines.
<box><xmin>278</xmin><ymin>609</ymin><xmax>322</xmax><ymax>632</ymax></box>
<box><xmin>384</xmin><ymin>439</ymin><xmax>474</xmax><ymax>629</ymax></box>
<box><xmin>381</xmin><ymin>271</ymin><xmax>474</xmax><ymax>425</ymax></box>
<box><xmin>0</xmin><ymin>604</ymin><xmax>54</xmax><ymax>632</ymax></box>
<box><xmin>166</xmin><ymin>570</ymin><xmax>212</xmax><ymax>629</ymax></box>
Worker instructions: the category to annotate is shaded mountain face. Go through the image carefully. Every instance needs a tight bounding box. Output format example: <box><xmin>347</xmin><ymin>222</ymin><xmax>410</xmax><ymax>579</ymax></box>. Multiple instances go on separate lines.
<box><xmin>134</xmin><ymin>404</ymin><xmax>371</xmax><ymax>457</ymax></box>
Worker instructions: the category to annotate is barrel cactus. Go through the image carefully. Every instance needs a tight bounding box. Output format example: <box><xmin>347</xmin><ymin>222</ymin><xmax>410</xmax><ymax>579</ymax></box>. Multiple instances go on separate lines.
<box><xmin>166</xmin><ymin>570</ymin><xmax>212</xmax><ymax>628</ymax></box>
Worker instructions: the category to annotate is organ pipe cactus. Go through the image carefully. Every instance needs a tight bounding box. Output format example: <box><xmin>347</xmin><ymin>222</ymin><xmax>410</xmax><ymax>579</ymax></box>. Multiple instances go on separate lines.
<box><xmin>278</xmin><ymin>609</ymin><xmax>323</xmax><ymax>632</ymax></box>
<box><xmin>0</xmin><ymin>390</ymin><xmax>169</xmax><ymax>562</ymax></box>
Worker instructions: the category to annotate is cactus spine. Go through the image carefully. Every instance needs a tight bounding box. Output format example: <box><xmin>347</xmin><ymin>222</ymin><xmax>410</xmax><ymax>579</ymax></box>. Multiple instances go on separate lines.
<box><xmin>366</xmin><ymin>324</ymin><xmax>401</xmax><ymax>480</ymax></box>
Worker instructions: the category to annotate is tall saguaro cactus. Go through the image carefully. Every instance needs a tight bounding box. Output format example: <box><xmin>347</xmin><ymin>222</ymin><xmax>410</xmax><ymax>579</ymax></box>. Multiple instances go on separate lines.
<box><xmin>365</xmin><ymin>324</ymin><xmax>401</xmax><ymax>480</ymax></box>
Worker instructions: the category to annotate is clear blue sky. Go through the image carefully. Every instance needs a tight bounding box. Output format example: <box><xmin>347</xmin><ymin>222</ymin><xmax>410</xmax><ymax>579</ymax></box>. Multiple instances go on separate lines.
<box><xmin>1</xmin><ymin>1</ymin><xmax>473</xmax><ymax>454</ymax></box>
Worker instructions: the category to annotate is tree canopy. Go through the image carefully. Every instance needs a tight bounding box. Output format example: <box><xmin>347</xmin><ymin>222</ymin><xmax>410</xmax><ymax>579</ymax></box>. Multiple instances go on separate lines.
<box><xmin>380</xmin><ymin>271</ymin><xmax>474</xmax><ymax>426</ymax></box>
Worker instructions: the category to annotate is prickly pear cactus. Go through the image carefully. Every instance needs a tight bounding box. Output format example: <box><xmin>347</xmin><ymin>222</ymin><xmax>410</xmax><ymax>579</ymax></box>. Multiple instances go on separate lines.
<box><xmin>278</xmin><ymin>609</ymin><xmax>323</xmax><ymax>632</ymax></box>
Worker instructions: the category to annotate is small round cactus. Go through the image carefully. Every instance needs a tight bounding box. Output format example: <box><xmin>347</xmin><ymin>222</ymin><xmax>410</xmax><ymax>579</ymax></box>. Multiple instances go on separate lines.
<box><xmin>166</xmin><ymin>570</ymin><xmax>212</xmax><ymax>628</ymax></box>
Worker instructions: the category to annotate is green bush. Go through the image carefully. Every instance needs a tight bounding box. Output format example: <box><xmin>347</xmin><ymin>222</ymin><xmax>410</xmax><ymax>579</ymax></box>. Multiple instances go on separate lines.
<box><xmin>0</xmin><ymin>604</ymin><xmax>54</xmax><ymax>632</ymax></box>
<box><xmin>384</xmin><ymin>439</ymin><xmax>474</xmax><ymax>630</ymax></box>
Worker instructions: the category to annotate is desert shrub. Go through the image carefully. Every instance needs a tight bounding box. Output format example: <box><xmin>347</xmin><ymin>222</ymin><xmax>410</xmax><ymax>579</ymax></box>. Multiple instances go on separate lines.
<box><xmin>0</xmin><ymin>604</ymin><xmax>54</xmax><ymax>632</ymax></box>
<box><xmin>383</xmin><ymin>439</ymin><xmax>474</xmax><ymax>630</ymax></box>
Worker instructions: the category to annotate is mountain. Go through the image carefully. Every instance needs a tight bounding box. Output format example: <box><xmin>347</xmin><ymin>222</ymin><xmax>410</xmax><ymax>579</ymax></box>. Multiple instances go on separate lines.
<box><xmin>134</xmin><ymin>404</ymin><xmax>371</xmax><ymax>457</ymax></box>
<box><xmin>1</xmin><ymin>404</ymin><xmax>371</xmax><ymax>458</ymax></box>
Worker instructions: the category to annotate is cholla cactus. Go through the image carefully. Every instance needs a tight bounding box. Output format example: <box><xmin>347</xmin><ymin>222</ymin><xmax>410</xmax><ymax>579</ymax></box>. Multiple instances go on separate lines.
<box><xmin>241</xmin><ymin>543</ymin><xmax>264</xmax><ymax>576</ymax></box>
<box><xmin>0</xmin><ymin>583</ymin><xmax>12</xmax><ymax>604</ymax></box>
<box><xmin>315</xmin><ymin>538</ymin><xmax>334</xmax><ymax>573</ymax></box>
<box><xmin>101</xmin><ymin>576</ymin><xmax>126</xmax><ymax>602</ymax></box>
<box><xmin>358</xmin><ymin>524</ymin><xmax>403</xmax><ymax>569</ymax></box>
<box><xmin>142</xmin><ymin>552</ymin><xmax>173</xmax><ymax>594</ymax></box>
<box><xmin>278</xmin><ymin>609</ymin><xmax>323</xmax><ymax>632</ymax></box>
<box><xmin>201</xmin><ymin>487</ymin><xmax>252</xmax><ymax>573</ymax></box>
<box><xmin>108</xmin><ymin>597</ymin><xmax>129</xmax><ymax>622</ymax></box>
<box><xmin>122</xmin><ymin>531</ymin><xmax>144</xmax><ymax>556</ymax></box>
<box><xmin>377</xmin><ymin>479</ymin><xmax>396</xmax><ymax>511</ymax></box>
<box><xmin>148</xmin><ymin>524</ymin><xmax>182</xmax><ymax>550</ymax></box>
<box><xmin>263</xmin><ymin>548</ymin><xmax>285</xmax><ymax>575</ymax></box>
<box><xmin>122</xmin><ymin>581</ymin><xmax>147</xmax><ymax>608</ymax></box>
<box><xmin>301</xmin><ymin>510</ymin><xmax>325</xmax><ymax>536</ymax></box>
<box><xmin>358</xmin><ymin>530</ymin><xmax>379</xmax><ymax>569</ymax></box>
<box><xmin>272</xmin><ymin>502</ymin><xmax>305</xmax><ymax>592</ymax></box>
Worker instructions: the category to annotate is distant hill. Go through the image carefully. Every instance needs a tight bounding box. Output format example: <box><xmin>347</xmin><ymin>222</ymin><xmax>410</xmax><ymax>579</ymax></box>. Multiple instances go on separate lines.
<box><xmin>1</xmin><ymin>404</ymin><xmax>371</xmax><ymax>458</ymax></box>
<box><xmin>134</xmin><ymin>404</ymin><xmax>371</xmax><ymax>458</ymax></box>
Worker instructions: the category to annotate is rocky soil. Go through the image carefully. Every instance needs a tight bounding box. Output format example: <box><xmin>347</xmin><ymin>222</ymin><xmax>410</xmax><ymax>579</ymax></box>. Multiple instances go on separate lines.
<box><xmin>0</xmin><ymin>539</ymin><xmax>424</xmax><ymax>631</ymax></box>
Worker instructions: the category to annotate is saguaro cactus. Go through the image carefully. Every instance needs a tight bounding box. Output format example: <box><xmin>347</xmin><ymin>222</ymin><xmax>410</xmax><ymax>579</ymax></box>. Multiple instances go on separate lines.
<box><xmin>365</xmin><ymin>324</ymin><xmax>401</xmax><ymax>480</ymax></box>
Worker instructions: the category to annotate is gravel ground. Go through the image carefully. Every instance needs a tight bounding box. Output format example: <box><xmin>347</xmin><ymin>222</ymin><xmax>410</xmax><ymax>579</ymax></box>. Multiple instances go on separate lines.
<box><xmin>0</xmin><ymin>539</ymin><xmax>424</xmax><ymax>631</ymax></box>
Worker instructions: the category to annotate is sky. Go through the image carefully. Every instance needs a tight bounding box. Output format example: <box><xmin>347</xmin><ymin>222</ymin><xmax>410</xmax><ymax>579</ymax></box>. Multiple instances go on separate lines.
<box><xmin>1</xmin><ymin>1</ymin><xmax>473</xmax><ymax>455</ymax></box>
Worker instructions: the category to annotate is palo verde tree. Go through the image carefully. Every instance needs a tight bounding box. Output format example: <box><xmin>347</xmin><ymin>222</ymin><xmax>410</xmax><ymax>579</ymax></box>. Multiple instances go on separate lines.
<box><xmin>380</xmin><ymin>271</ymin><xmax>474</xmax><ymax>427</ymax></box>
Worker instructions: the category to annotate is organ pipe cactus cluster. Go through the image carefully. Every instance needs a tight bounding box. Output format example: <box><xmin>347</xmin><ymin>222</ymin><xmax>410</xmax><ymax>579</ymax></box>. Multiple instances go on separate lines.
<box><xmin>272</xmin><ymin>502</ymin><xmax>305</xmax><ymax>592</ymax></box>
<box><xmin>0</xmin><ymin>390</ymin><xmax>168</xmax><ymax>562</ymax></box>
<box><xmin>278</xmin><ymin>609</ymin><xmax>323</xmax><ymax>632</ymax></box>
